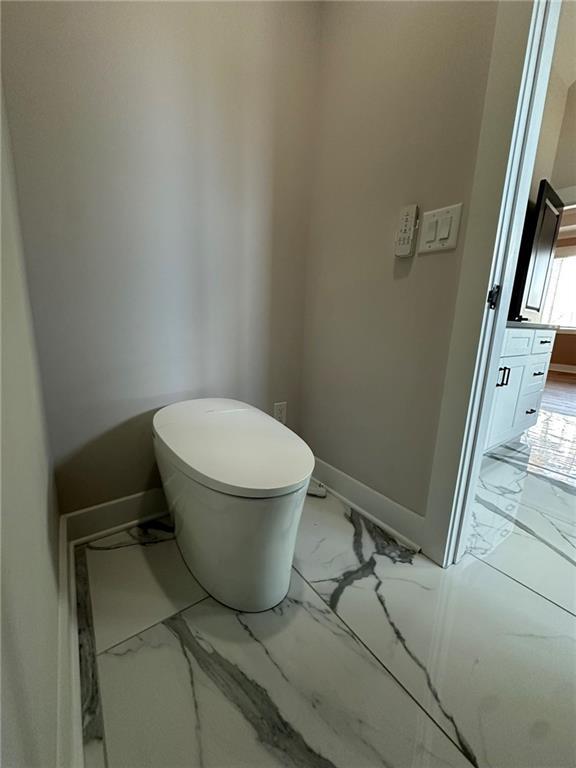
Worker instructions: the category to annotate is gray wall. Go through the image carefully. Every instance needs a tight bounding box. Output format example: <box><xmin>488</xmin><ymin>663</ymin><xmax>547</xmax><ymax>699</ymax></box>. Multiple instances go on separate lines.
<box><xmin>530</xmin><ymin>0</ymin><xmax>576</xmax><ymax>200</ymax></box>
<box><xmin>300</xmin><ymin>1</ymin><xmax>497</xmax><ymax>516</ymax></box>
<box><xmin>3</xmin><ymin>1</ymin><xmax>501</xmax><ymax>523</ymax></box>
<box><xmin>531</xmin><ymin>66</ymin><xmax>569</xmax><ymax>200</ymax></box>
<box><xmin>553</xmin><ymin>80</ymin><xmax>576</xmax><ymax>191</ymax></box>
<box><xmin>2</xmin><ymin>2</ymin><xmax>318</xmax><ymax>512</ymax></box>
<box><xmin>1</xmin><ymin>103</ymin><xmax>60</xmax><ymax>768</ymax></box>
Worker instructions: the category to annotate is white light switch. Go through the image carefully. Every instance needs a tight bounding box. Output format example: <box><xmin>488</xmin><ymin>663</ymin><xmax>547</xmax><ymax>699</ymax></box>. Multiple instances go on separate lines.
<box><xmin>425</xmin><ymin>219</ymin><xmax>438</xmax><ymax>243</ymax></box>
<box><xmin>418</xmin><ymin>203</ymin><xmax>462</xmax><ymax>254</ymax></box>
<box><xmin>438</xmin><ymin>216</ymin><xmax>451</xmax><ymax>240</ymax></box>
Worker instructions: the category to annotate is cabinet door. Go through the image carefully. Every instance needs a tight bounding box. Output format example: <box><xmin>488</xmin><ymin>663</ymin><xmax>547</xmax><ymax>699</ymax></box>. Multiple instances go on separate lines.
<box><xmin>486</xmin><ymin>360</ymin><xmax>525</xmax><ymax>449</ymax></box>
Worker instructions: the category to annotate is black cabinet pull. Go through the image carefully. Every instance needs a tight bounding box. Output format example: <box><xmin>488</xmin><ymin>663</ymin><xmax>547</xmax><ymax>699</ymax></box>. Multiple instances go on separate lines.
<box><xmin>525</xmin><ymin>408</ymin><xmax>537</xmax><ymax>415</ymax></box>
<box><xmin>533</xmin><ymin>371</ymin><xmax>545</xmax><ymax>377</ymax></box>
<box><xmin>496</xmin><ymin>366</ymin><xmax>511</xmax><ymax>388</ymax></box>
<box><xmin>539</xmin><ymin>339</ymin><xmax>551</xmax><ymax>345</ymax></box>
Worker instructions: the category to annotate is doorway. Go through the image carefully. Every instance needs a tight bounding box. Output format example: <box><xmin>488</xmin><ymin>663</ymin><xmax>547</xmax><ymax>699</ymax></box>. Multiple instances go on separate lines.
<box><xmin>450</xmin><ymin>0</ymin><xmax>575</xmax><ymax>615</ymax></box>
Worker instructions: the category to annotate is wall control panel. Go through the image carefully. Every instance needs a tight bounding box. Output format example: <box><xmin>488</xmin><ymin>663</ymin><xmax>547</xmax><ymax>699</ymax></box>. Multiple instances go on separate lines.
<box><xmin>418</xmin><ymin>203</ymin><xmax>462</xmax><ymax>254</ymax></box>
<box><xmin>394</xmin><ymin>204</ymin><xmax>419</xmax><ymax>258</ymax></box>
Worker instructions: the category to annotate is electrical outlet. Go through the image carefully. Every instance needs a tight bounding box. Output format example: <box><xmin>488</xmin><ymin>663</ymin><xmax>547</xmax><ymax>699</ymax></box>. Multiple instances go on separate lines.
<box><xmin>273</xmin><ymin>401</ymin><xmax>287</xmax><ymax>425</ymax></box>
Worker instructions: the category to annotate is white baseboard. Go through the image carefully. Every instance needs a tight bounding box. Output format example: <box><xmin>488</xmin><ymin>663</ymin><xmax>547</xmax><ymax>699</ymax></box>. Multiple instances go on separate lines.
<box><xmin>65</xmin><ymin>487</ymin><xmax>167</xmax><ymax>544</ymax></box>
<box><xmin>313</xmin><ymin>458</ymin><xmax>424</xmax><ymax>551</ymax></box>
<box><xmin>56</xmin><ymin>487</ymin><xmax>168</xmax><ymax>767</ymax></box>
<box><xmin>549</xmin><ymin>364</ymin><xmax>576</xmax><ymax>375</ymax></box>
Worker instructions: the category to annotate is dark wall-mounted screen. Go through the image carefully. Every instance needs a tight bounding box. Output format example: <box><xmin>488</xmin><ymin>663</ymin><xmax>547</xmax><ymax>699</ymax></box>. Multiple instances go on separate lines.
<box><xmin>508</xmin><ymin>180</ymin><xmax>564</xmax><ymax>322</ymax></box>
<box><xmin>525</xmin><ymin>197</ymin><xmax>561</xmax><ymax>310</ymax></box>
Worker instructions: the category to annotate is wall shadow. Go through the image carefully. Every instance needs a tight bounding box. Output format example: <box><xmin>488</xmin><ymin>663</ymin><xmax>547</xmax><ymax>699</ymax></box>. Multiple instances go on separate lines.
<box><xmin>56</xmin><ymin>409</ymin><xmax>161</xmax><ymax>514</ymax></box>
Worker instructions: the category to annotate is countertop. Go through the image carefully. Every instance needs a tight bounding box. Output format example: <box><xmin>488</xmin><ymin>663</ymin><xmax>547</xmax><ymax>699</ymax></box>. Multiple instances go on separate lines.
<box><xmin>506</xmin><ymin>321</ymin><xmax>559</xmax><ymax>330</ymax></box>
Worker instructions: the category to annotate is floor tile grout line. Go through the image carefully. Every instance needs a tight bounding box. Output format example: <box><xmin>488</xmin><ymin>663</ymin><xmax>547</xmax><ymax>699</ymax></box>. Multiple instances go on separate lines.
<box><xmin>511</xmin><ymin>500</ymin><xmax>576</xmax><ymax>552</ymax></box>
<box><xmin>526</xmin><ymin>462</ymin><xmax>576</xmax><ymax>484</ymax></box>
<box><xmin>487</xmin><ymin>445</ymin><xmax>576</xmax><ymax>484</ymax></box>
<box><xmin>525</xmin><ymin>464</ymin><xmax>576</xmax><ymax>490</ymax></box>
<box><xmin>478</xmin><ymin>489</ymin><xmax>576</xmax><ymax>529</ymax></box>
<box><xmin>471</xmin><ymin>555</ymin><xmax>576</xmax><ymax>618</ymax></box>
<box><xmin>292</xmin><ymin>564</ymin><xmax>477</xmax><ymax>767</ymax></box>
<box><xmin>96</xmin><ymin>594</ymin><xmax>211</xmax><ymax>656</ymax></box>
<box><xmin>504</xmin><ymin>495</ymin><xmax>576</xmax><ymax>523</ymax></box>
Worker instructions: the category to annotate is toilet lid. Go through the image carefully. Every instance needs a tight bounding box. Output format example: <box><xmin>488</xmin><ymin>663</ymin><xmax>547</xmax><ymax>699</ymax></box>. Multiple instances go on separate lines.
<box><xmin>152</xmin><ymin>399</ymin><xmax>315</xmax><ymax>498</ymax></box>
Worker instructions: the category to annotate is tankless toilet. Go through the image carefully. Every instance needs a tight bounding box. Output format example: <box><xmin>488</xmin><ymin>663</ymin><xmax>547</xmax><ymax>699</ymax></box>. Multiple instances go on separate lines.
<box><xmin>152</xmin><ymin>398</ymin><xmax>314</xmax><ymax>611</ymax></box>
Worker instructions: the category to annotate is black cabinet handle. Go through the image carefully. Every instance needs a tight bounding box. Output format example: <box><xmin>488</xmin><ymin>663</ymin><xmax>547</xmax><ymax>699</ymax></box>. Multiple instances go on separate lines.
<box><xmin>496</xmin><ymin>366</ymin><xmax>511</xmax><ymax>388</ymax></box>
<box><xmin>539</xmin><ymin>339</ymin><xmax>551</xmax><ymax>345</ymax></box>
<box><xmin>525</xmin><ymin>408</ymin><xmax>537</xmax><ymax>415</ymax></box>
<box><xmin>533</xmin><ymin>371</ymin><xmax>545</xmax><ymax>377</ymax></box>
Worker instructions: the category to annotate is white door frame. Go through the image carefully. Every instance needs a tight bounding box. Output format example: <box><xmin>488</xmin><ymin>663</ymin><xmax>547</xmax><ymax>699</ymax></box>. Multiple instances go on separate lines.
<box><xmin>420</xmin><ymin>0</ymin><xmax>562</xmax><ymax>567</ymax></box>
<box><xmin>447</xmin><ymin>0</ymin><xmax>563</xmax><ymax>564</ymax></box>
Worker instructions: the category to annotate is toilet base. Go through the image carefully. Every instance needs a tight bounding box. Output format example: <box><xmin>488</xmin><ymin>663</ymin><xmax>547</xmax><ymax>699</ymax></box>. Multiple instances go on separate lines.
<box><xmin>156</xmin><ymin>446</ymin><xmax>309</xmax><ymax>612</ymax></box>
<box><xmin>175</xmin><ymin>537</ymin><xmax>291</xmax><ymax>613</ymax></box>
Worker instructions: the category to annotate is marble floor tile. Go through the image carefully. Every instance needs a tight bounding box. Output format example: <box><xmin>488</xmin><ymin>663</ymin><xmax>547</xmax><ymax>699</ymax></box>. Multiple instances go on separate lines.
<box><xmin>521</xmin><ymin>408</ymin><xmax>576</xmax><ymax>481</ymax></box>
<box><xmin>480</xmin><ymin>447</ymin><xmax>576</xmax><ymax>520</ymax></box>
<box><xmin>75</xmin><ymin>544</ymin><xmax>106</xmax><ymax>768</ymax></box>
<box><xmin>97</xmin><ymin>569</ymin><xmax>471</xmax><ymax>768</ymax></box>
<box><xmin>469</xmin><ymin>374</ymin><xmax>576</xmax><ymax>612</ymax></box>
<box><xmin>471</xmin><ymin>441</ymin><xmax>576</xmax><ymax>612</ymax></box>
<box><xmin>86</xmin><ymin>518</ymin><xmax>206</xmax><ymax>653</ymax></box>
<box><xmin>295</xmin><ymin>496</ymin><xmax>576</xmax><ymax>768</ymax></box>
<box><xmin>469</xmin><ymin>492</ymin><xmax>576</xmax><ymax>613</ymax></box>
<box><xmin>489</xmin><ymin>442</ymin><xmax>576</xmax><ymax>491</ymax></box>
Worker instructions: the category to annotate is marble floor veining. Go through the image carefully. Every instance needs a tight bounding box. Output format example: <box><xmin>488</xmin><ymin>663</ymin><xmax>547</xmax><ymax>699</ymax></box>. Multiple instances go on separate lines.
<box><xmin>76</xmin><ymin>490</ymin><xmax>576</xmax><ymax>768</ymax></box>
<box><xmin>469</xmin><ymin>375</ymin><xmax>576</xmax><ymax>615</ymax></box>
<box><xmin>296</xmin><ymin>497</ymin><xmax>576</xmax><ymax>768</ymax></box>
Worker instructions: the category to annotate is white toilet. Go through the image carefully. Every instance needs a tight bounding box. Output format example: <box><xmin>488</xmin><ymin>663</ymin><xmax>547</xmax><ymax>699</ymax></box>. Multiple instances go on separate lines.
<box><xmin>152</xmin><ymin>398</ymin><xmax>315</xmax><ymax>611</ymax></box>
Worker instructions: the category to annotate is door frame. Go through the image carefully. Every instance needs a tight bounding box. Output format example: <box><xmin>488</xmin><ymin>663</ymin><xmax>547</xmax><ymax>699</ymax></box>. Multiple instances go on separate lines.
<box><xmin>421</xmin><ymin>0</ymin><xmax>562</xmax><ymax>567</ymax></box>
<box><xmin>446</xmin><ymin>0</ymin><xmax>563</xmax><ymax>565</ymax></box>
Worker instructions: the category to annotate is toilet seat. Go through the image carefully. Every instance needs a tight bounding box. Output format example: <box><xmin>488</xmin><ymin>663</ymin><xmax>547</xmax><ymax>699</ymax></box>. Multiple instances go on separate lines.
<box><xmin>152</xmin><ymin>398</ymin><xmax>315</xmax><ymax>499</ymax></box>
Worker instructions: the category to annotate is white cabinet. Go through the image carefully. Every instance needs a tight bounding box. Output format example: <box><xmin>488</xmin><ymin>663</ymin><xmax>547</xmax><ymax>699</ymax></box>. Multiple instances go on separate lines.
<box><xmin>523</xmin><ymin>354</ymin><xmax>550</xmax><ymax>395</ymax></box>
<box><xmin>487</xmin><ymin>360</ymin><xmax>525</xmax><ymax>448</ymax></box>
<box><xmin>532</xmin><ymin>329</ymin><xmax>555</xmax><ymax>353</ymax></box>
<box><xmin>485</xmin><ymin>327</ymin><xmax>555</xmax><ymax>451</ymax></box>
<box><xmin>502</xmin><ymin>328</ymin><xmax>533</xmax><ymax>357</ymax></box>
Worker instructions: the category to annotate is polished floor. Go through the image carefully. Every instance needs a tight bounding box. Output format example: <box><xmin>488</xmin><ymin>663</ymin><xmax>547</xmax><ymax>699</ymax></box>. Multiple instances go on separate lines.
<box><xmin>77</xmin><ymin>492</ymin><xmax>576</xmax><ymax>767</ymax></box>
<box><xmin>469</xmin><ymin>372</ymin><xmax>576</xmax><ymax>613</ymax></box>
<box><xmin>541</xmin><ymin>371</ymin><xmax>576</xmax><ymax>418</ymax></box>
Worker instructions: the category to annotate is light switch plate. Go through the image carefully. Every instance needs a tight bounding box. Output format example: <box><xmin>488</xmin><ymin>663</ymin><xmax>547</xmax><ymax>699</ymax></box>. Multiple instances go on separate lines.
<box><xmin>418</xmin><ymin>203</ymin><xmax>462</xmax><ymax>254</ymax></box>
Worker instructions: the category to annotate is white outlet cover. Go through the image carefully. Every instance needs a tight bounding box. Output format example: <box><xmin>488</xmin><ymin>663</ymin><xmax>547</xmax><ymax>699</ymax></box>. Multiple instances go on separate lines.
<box><xmin>418</xmin><ymin>203</ymin><xmax>462</xmax><ymax>254</ymax></box>
<box><xmin>273</xmin><ymin>402</ymin><xmax>287</xmax><ymax>424</ymax></box>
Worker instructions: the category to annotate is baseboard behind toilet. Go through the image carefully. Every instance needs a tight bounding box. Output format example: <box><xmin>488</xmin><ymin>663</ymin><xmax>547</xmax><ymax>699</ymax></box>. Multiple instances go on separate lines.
<box><xmin>66</xmin><ymin>487</ymin><xmax>167</xmax><ymax>544</ymax></box>
<box><xmin>312</xmin><ymin>459</ymin><xmax>422</xmax><ymax>552</ymax></box>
